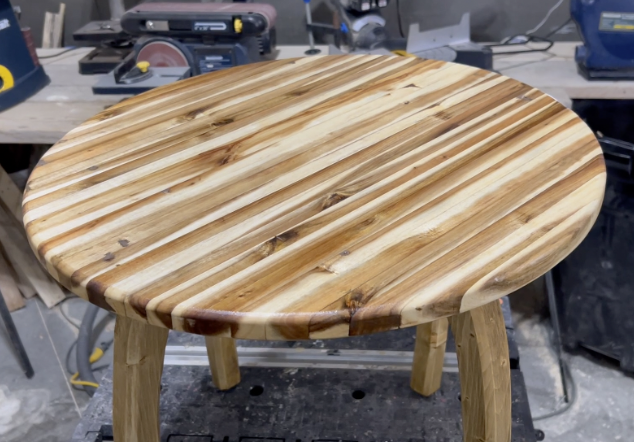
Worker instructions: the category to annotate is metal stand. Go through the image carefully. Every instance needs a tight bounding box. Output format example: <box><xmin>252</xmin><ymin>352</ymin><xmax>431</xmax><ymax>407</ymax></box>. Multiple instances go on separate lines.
<box><xmin>545</xmin><ymin>270</ymin><xmax>569</xmax><ymax>402</ymax></box>
<box><xmin>0</xmin><ymin>289</ymin><xmax>34</xmax><ymax>378</ymax></box>
<box><xmin>304</xmin><ymin>0</ymin><xmax>321</xmax><ymax>55</ymax></box>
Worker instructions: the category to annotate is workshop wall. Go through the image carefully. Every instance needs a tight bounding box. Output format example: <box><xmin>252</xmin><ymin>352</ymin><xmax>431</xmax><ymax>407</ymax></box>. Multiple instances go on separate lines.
<box><xmin>12</xmin><ymin>0</ymin><xmax>578</xmax><ymax>49</ymax></box>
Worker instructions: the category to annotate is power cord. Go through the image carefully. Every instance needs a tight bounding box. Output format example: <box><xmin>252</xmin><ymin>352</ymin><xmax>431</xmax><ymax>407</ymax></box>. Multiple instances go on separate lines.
<box><xmin>38</xmin><ymin>46</ymin><xmax>79</xmax><ymax>59</ymax></box>
<box><xmin>59</xmin><ymin>296</ymin><xmax>82</xmax><ymax>329</ymax></box>
<box><xmin>490</xmin><ymin>15</ymin><xmax>575</xmax><ymax>57</ymax></box>
<box><xmin>526</xmin><ymin>0</ymin><xmax>566</xmax><ymax>35</ymax></box>
<box><xmin>542</xmin><ymin>17</ymin><xmax>574</xmax><ymax>39</ymax></box>
<box><xmin>488</xmin><ymin>35</ymin><xmax>554</xmax><ymax>55</ymax></box>
<box><xmin>58</xmin><ymin>297</ymin><xmax>114</xmax><ymax>394</ymax></box>
<box><xmin>69</xmin><ymin>340</ymin><xmax>113</xmax><ymax>390</ymax></box>
<box><xmin>532</xmin><ymin>356</ymin><xmax>577</xmax><ymax>420</ymax></box>
<box><xmin>532</xmin><ymin>270</ymin><xmax>578</xmax><ymax>421</ymax></box>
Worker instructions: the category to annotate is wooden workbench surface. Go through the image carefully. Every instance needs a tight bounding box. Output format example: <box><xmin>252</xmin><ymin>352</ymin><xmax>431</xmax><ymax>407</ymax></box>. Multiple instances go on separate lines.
<box><xmin>24</xmin><ymin>55</ymin><xmax>605</xmax><ymax>339</ymax></box>
<box><xmin>1</xmin><ymin>43</ymin><xmax>633</xmax><ymax>145</ymax></box>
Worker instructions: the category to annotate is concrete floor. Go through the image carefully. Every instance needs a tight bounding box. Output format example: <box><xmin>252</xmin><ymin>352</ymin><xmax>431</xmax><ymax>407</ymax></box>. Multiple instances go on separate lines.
<box><xmin>512</xmin><ymin>301</ymin><xmax>634</xmax><ymax>442</ymax></box>
<box><xmin>0</xmin><ymin>284</ymin><xmax>633</xmax><ymax>442</ymax></box>
<box><xmin>0</xmin><ymin>296</ymin><xmax>114</xmax><ymax>442</ymax></box>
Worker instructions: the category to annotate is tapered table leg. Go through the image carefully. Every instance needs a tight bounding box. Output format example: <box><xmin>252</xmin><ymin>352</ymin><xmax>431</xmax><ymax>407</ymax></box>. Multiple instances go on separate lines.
<box><xmin>205</xmin><ymin>336</ymin><xmax>241</xmax><ymax>390</ymax></box>
<box><xmin>113</xmin><ymin>316</ymin><xmax>168</xmax><ymax>442</ymax></box>
<box><xmin>450</xmin><ymin>301</ymin><xmax>511</xmax><ymax>442</ymax></box>
<box><xmin>410</xmin><ymin>317</ymin><xmax>448</xmax><ymax>396</ymax></box>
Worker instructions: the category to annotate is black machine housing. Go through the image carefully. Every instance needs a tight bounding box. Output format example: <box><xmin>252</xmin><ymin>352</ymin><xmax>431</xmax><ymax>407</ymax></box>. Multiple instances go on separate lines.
<box><xmin>555</xmin><ymin>100</ymin><xmax>634</xmax><ymax>373</ymax></box>
<box><xmin>74</xmin><ymin>2</ymin><xmax>276</xmax><ymax>76</ymax></box>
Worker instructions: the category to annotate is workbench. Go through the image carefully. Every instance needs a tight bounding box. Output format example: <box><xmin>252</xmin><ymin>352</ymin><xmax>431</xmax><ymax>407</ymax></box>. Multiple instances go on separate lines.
<box><xmin>1</xmin><ymin>42</ymin><xmax>633</xmax><ymax>145</ymax></box>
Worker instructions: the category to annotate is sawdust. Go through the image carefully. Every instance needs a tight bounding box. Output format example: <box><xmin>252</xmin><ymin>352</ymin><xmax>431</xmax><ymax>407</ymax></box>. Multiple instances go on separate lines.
<box><xmin>0</xmin><ymin>385</ymin><xmax>51</xmax><ymax>441</ymax></box>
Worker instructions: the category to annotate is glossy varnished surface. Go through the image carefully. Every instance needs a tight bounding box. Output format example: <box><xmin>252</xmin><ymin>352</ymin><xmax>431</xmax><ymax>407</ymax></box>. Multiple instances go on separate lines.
<box><xmin>23</xmin><ymin>55</ymin><xmax>605</xmax><ymax>339</ymax></box>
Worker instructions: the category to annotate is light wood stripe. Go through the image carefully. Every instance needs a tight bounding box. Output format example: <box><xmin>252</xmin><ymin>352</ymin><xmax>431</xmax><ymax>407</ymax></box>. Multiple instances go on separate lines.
<box><xmin>23</xmin><ymin>55</ymin><xmax>605</xmax><ymax>339</ymax></box>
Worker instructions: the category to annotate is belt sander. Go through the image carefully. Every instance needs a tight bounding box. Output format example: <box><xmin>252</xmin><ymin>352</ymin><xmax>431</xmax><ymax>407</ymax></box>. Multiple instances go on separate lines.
<box><xmin>83</xmin><ymin>2</ymin><xmax>277</xmax><ymax>94</ymax></box>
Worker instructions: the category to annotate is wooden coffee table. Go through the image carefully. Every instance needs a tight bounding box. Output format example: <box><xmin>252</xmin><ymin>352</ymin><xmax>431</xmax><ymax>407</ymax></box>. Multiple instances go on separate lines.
<box><xmin>23</xmin><ymin>55</ymin><xmax>605</xmax><ymax>442</ymax></box>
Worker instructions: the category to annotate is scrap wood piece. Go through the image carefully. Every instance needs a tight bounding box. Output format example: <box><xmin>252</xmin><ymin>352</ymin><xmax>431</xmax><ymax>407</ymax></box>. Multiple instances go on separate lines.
<box><xmin>42</xmin><ymin>3</ymin><xmax>66</xmax><ymax>49</ymax></box>
<box><xmin>0</xmin><ymin>243</ymin><xmax>25</xmax><ymax>312</ymax></box>
<box><xmin>0</xmin><ymin>166</ymin><xmax>24</xmax><ymax>224</ymax></box>
<box><xmin>0</xmin><ymin>208</ymin><xmax>65</xmax><ymax>308</ymax></box>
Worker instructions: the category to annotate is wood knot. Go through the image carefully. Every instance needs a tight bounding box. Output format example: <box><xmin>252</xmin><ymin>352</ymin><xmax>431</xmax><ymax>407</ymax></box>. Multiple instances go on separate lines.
<box><xmin>275</xmin><ymin>230</ymin><xmax>299</xmax><ymax>243</ymax></box>
<box><xmin>98</xmin><ymin>108</ymin><xmax>124</xmax><ymax>120</ymax></box>
<box><xmin>344</xmin><ymin>286</ymin><xmax>377</xmax><ymax>312</ymax></box>
<box><xmin>118</xmin><ymin>239</ymin><xmax>130</xmax><ymax>247</ymax></box>
<box><xmin>212</xmin><ymin>117</ymin><xmax>235</xmax><ymax>127</ymax></box>
<box><xmin>344</xmin><ymin>290</ymin><xmax>364</xmax><ymax>312</ymax></box>
<box><xmin>218</xmin><ymin>155</ymin><xmax>234</xmax><ymax>165</ymax></box>
<box><xmin>183</xmin><ymin>108</ymin><xmax>206</xmax><ymax>121</ymax></box>
<box><xmin>288</xmin><ymin>89</ymin><xmax>308</xmax><ymax>97</ymax></box>
<box><xmin>316</xmin><ymin>264</ymin><xmax>337</xmax><ymax>274</ymax></box>
<box><xmin>103</xmin><ymin>252</ymin><xmax>115</xmax><ymax>262</ymax></box>
<box><xmin>322</xmin><ymin>191</ymin><xmax>353</xmax><ymax>210</ymax></box>
<box><xmin>434</xmin><ymin>110</ymin><xmax>452</xmax><ymax>121</ymax></box>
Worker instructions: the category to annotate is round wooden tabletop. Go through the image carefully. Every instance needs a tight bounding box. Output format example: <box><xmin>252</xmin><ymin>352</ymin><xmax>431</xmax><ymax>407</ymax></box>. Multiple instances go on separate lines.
<box><xmin>23</xmin><ymin>55</ymin><xmax>605</xmax><ymax>340</ymax></box>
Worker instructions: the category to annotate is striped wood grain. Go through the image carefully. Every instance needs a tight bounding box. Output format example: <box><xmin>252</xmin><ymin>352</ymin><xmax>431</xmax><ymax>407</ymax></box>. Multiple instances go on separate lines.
<box><xmin>23</xmin><ymin>55</ymin><xmax>605</xmax><ymax>340</ymax></box>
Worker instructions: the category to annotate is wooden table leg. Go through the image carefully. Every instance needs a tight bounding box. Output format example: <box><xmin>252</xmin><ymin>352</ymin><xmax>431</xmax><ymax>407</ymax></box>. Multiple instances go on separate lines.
<box><xmin>113</xmin><ymin>316</ymin><xmax>168</xmax><ymax>442</ymax></box>
<box><xmin>205</xmin><ymin>336</ymin><xmax>241</xmax><ymax>390</ymax></box>
<box><xmin>410</xmin><ymin>317</ymin><xmax>448</xmax><ymax>396</ymax></box>
<box><xmin>450</xmin><ymin>301</ymin><xmax>511</xmax><ymax>442</ymax></box>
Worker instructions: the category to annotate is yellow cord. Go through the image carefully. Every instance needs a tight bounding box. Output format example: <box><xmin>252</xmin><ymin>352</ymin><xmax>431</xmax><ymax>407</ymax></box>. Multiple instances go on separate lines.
<box><xmin>70</xmin><ymin>347</ymin><xmax>104</xmax><ymax>389</ymax></box>
<box><xmin>70</xmin><ymin>372</ymin><xmax>100</xmax><ymax>389</ymax></box>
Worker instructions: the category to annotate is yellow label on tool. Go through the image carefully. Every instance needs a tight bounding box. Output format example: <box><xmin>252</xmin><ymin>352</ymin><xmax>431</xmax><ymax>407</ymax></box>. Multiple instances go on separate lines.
<box><xmin>0</xmin><ymin>65</ymin><xmax>15</xmax><ymax>92</ymax></box>
<box><xmin>614</xmin><ymin>24</ymin><xmax>634</xmax><ymax>30</ymax></box>
<box><xmin>234</xmin><ymin>18</ymin><xmax>243</xmax><ymax>33</ymax></box>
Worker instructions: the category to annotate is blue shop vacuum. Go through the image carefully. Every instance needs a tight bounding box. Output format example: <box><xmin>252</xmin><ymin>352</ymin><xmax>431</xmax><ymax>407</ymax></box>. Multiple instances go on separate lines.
<box><xmin>0</xmin><ymin>0</ymin><xmax>50</xmax><ymax>112</ymax></box>
<box><xmin>572</xmin><ymin>0</ymin><xmax>634</xmax><ymax>80</ymax></box>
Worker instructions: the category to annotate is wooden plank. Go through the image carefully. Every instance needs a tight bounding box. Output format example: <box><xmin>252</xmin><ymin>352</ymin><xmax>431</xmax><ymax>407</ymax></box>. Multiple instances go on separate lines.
<box><xmin>0</xmin><ymin>234</ymin><xmax>35</xmax><ymax>299</ymax></box>
<box><xmin>204</xmin><ymin>336</ymin><xmax>241</xmax><ymax>390</ymax></box>
<box><xmin>450</xmin><ymin>300</ymin><xmax>511</xmax><ymax>442</ymax></box>
<box><xmin>16</xmin><ymin>281</ymin><xmax>37</xmax><ymax>299</ymax></box>
<box><xmin>21</xmin><ymin>55</ymin><xmax>605</xmax><ymax>338</ymax></box>
<box><xmin>113</xmin><ymin>315</ymin><xmax>168</xmax><ymax>442</ymax></box>
<box><xmin>0</xmin><ymin>208</ymin><xmax>66</xmax><ymax>307</ymax></box>
<box><xmin>51</xmin><ymin>3</ymin><xmax>66</xmax><ymax>49</ymax></box>
<box><xmin>41</xmin><ymin>12</ymin><xmax>54</xmax><ymax>49</ymax></box>
<box><xmin>0</xmin><ymin>166</ymin><xmax>24</xmax><ymax>222</ymax></box>
<box><xmin>42</xmin><ymin>4</ymin><xmax>66</xmax><ymax>49</ymax></box>
<box><xmin>0</xmin><ymin>244</ymin><xmax>25</xmax><ymax>312</ymax></box>
<box><xmin>410</xmin><ymin>317</ymin><xmax>448</xmax><ymax>397</ymax></box>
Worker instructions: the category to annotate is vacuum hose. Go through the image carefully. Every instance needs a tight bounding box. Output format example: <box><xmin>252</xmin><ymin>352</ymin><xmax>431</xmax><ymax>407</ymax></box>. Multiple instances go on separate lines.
<box><xmin>76</xmin><ymin>304</ymin><xmax>100</xmax><ymax>397</ymax></box>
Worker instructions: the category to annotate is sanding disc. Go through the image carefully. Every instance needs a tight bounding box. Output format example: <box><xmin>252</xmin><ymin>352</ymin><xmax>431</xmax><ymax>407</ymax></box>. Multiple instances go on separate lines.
<box><xmin>136</xmin><ymin>40</ymin><xmax>189</xmax><ymax>67</ymax></box>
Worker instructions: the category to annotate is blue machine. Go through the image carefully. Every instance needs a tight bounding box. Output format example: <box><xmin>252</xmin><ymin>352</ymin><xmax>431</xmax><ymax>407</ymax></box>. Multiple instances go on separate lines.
<box><xmin>0</xmin><ymin>0</ymin><xmax>49</xmax><ymax>112</ymax></box>
<box><xmin>572</xmin><ymin>0</ymin><xmax>634</xmax><ymax>80</ymax></box>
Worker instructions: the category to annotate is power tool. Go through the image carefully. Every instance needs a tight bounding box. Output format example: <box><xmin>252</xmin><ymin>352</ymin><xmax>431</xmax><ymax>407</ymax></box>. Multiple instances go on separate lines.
<box><xmin>76</xmin><ymin>2</ymin><xmax>277</xmax><ymax>95</ymax></box>
<box><xmin>572</xmin><ymin>0</ymin><xmax>634</xmax><ymax>80</ymax></box>
<box><xmin>0</xmin><ymin>0</ymin><xmax>49</xmax><ymax>112</ymax></box>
